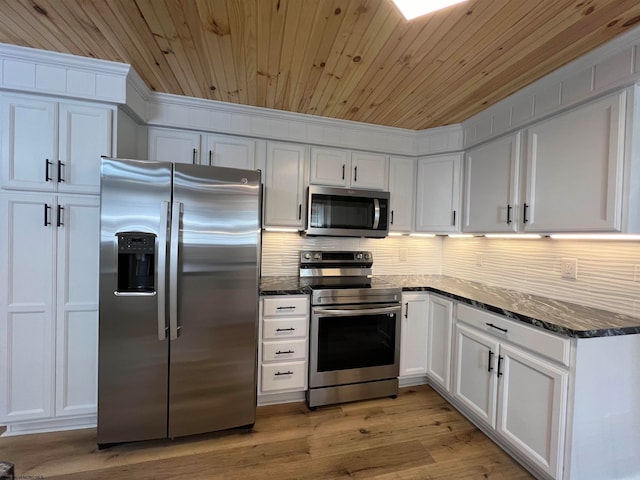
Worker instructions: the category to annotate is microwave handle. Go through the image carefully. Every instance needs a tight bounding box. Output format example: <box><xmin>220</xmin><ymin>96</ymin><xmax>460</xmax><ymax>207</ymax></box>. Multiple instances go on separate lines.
<box><xmin>373</xmin><ymin>198</ymin><xmax>380</xmax><ymax>230</ymax></box>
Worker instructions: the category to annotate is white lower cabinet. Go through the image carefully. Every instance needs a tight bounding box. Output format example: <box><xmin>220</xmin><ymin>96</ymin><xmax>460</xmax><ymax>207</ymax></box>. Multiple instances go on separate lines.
<box><xmin>453</xmin><ymin>304</ymin><xmax>569</xmax><ymax>480</ymax></box>
<box><xmin>426</xmin><ymin>295</ymin><xmax>454</xmax><ymax>392</ymax></box>
<box><xmin>258</xmin><ymin>295</ymin><xmax>309</xmax><ymax>398</ymax></box>
<box><xmin>0</xmin><ymin>193</ymin><xmax>99</xmax><ymax>428</ymax></box>
<box><xmin>399</xmin><ymin>293</ymin><xmax>429</xmax><ymax>379</ymax></box>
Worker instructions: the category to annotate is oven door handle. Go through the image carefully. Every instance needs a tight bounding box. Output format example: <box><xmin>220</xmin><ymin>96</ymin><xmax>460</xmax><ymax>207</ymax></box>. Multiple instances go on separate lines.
<box><xmin>313</xmin><ymin>306</ymin><xmax>399</xmax><ymax>316</ymax></box>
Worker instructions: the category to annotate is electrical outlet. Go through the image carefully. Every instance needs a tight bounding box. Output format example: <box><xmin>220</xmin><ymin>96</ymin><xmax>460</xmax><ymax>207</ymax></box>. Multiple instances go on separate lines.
<box><xmin>634</xmin><ymin>265</ymin><xmax>640</xmax><ymax>282</ymax></box>
<box><xmin>399</xmin><ymin>248</ymin><xmax>408</xmax><ymax>262</ymax></box>
<box><xmin>561</xmin><ymin>258</ymin><xmax>578</xmax><ymax>280</ymax></box>
<box><xmin>476</xmin><ymin>253</ymin><xmax>484</xmax><ymax>267</ymax></box>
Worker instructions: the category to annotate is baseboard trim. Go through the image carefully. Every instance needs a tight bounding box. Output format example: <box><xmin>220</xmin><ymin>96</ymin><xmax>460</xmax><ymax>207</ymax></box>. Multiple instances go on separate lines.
<box><xmin>1</xmin><ymin>415</ymin><xmax>96</xmax><ymax>437</ymax></box>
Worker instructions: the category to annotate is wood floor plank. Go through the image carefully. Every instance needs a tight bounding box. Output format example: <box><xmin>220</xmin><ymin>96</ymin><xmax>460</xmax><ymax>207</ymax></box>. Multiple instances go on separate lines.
<box><xmin>0</xmin><ymin>385</ymin><xmax>533</xmax><ymax>480</ymax></box>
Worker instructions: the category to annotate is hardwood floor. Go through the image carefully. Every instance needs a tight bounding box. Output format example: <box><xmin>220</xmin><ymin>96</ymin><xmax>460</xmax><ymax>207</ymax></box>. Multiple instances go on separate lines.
<box><xmin>0</xmin><ymin>385</ymin><xmax>533</xmax><ymax>479</ymax></box>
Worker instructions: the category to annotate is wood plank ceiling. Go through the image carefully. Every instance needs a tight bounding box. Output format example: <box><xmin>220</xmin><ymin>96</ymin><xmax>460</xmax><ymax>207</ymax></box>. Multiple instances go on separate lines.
<box><xmin>1</xmin><ymin>0</ymin><xmax>640</xmax><ymax>129</ymax></box>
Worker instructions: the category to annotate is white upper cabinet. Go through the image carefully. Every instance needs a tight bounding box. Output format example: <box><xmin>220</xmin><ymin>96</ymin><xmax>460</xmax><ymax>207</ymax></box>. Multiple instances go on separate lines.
<box><xmin>1</xmin><ymin>95</ymin><xmax>113</xmax><ymax>194</ymax></box>
<box><xmin>309</xmin><ymin>147</ymin><xmax>388</xmax><ymax>190</ymax></box>
<box><xmin>309</xmin><ymin>147</ymin><xmax>349</xmax><ymax>187</ymax></box>
<box><xmin>350</xmin><ymin>151</ymin><xmax>388</xmax><ymax>190</ymax></box>
<box><xmin>388</xmin><ymin>156</ymin><xmax>416</xmax><ymax>232</ymax></box>
<box><xmin>463</xmin><ymin>133</ymin><xmax>521</xmax><ymax>233</ymax></box>
<box><xmin>415</xmin><ymin>153</ymin><xmax>462</xmax><ymax>233</ymax></box>
<box><xmin>264</xmin><ymin>142</ymin><xmax>307</xmax><ymax>228</ymax></box>
<box><xmin>148</xmin><ymin>127</ymin><xmax>200</xmax><ymax>164</ymax></box>
<box><xmin>202</xmin><ymin>134</ymin><xmax>256</xmax><ymax>170</ymax></box>
<box><xmin>523</xmin><ymin>91</ymin><xmax>626</xmax><ymax>232</ymax></box>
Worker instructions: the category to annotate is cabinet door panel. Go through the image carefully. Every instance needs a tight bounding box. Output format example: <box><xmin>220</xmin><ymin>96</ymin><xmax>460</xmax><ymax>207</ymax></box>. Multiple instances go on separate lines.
<box><xmin>310</xmin><ymin>147</ymin><xmax>349</xmax><ymax>187</ymax></box>
<box><xmin>399</xmin><ymin>294</ymin><xmax>429</xmax><ymax>378</ymax></box>
<box><xmin>464</xmin><ymin>134</ymin><xmax>520</xmax><ymax>233</ymax></box>
<box><xmin>524</xmin><ymin>92</ymin><xmax>625</xmax><ymax>232</ymax></box>
<box><xmin>1</xmin><ymin>96</ymin><xmax>57</xmax><ymax>191</ymax></box>
<box><xmin>388</xmin><ymin>156</ymin><xmax>415</xmax><ymax>232</ymax></box>
<box><xmin>453</xmin><ymin>324</ymin><xmax>499</xmax><ymax>427</ymax></box>
<box><xmin>427</xmin><ymin>295</ymin><xmax>453</xmax><ymax>391</ymax></box>
<box><xmin>264</xmin><ymin>142</ymin><xmax>307</xmax><ymax>228</ymax></box>
<box><xmin>204</xmin><ymin>134</ymin><xmax>255</xmax><ymax>169</ymax></box>
<box><xmin>148</xmin><ymin>127</ymin><xmax>200</xmax><ymax>164</ymax></box>
<box><xmin>55</xmin><ymin>196</ymin><xmax>99</xmax><ymax>416</ymax></box>
<box><xmin>351</xmin><ymin>152</ymin><xmax>388</xmax><ymax>190</ymax></box>
<box><xmin>58</xmin><ymin>104</ymin><xmax>112</xmax><ymax>194</ymax></box>
<box><xmin>497</xmin><ymin>344</ymin><xmax>567</xmax><ymax>479</ymax></box>
<box><xmin>415</xmin><ymin>154</ymin><xmax>462</xmax><ymax>233</ymax></box>
<box><xmin>0</xmin><ymin>194</ymin><xmax>56</xmax><ymax>422</ymax></box>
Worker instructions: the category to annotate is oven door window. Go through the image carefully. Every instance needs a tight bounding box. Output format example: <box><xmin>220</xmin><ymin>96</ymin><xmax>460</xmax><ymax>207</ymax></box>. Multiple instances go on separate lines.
<box><xmin>317</xmin><ymin>312</ymin><xmax>396</xmax><ymax>372</ymax></box>
<box><xmin>310</xmin><ymin>194</ymin><xmax>387</xmax><ymax>231</ymax></box>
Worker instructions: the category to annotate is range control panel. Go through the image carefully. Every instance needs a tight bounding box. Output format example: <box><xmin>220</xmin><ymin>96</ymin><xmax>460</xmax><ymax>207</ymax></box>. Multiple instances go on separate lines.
<box><xmin>300</xmin><ymin>250</ymin><xmax>373</xmax><ymax>266</ymax></box>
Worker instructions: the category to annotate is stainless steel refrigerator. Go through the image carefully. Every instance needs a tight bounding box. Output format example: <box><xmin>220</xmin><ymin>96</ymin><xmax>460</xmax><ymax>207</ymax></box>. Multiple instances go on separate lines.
<box><xmin>97</xmin><ymin>157</ymin><xmax>261</xmax><ymax>446</ymax></box>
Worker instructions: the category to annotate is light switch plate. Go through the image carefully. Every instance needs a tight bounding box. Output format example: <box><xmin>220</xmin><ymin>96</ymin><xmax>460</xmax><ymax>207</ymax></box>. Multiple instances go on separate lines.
<box><xmin>561</xmin><ymin>258</ymin><xmax>578</xmax><ymax>280</ymax></box>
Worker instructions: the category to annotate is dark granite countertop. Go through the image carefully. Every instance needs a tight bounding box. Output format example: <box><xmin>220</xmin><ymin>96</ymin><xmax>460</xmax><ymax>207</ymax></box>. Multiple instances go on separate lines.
<box><xmin>259</xmin><ymin>274</ymin><xmax>640</xmax><ymax>338</ymax></box>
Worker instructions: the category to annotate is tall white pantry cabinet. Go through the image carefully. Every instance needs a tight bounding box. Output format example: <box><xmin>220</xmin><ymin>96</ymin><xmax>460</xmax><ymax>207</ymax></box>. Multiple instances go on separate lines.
<box><xmin>0</xmin><ymin>93</ymin><xmax>114</xmax><ymax>434</ymax></box>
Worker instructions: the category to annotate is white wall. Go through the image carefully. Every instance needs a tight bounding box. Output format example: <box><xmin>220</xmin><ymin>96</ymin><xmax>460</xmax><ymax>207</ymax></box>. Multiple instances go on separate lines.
<box><xmin>442</xmin><ymin>237</ymin><xmax>640</xmax><ymax>317</ymax></box>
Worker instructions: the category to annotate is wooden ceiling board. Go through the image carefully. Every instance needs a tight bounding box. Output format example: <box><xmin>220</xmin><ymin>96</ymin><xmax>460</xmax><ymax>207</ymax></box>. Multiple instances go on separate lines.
<box><xmin>1</xmin><ymin>0</ymin><xmax>640</xmax><ymax>129</ymax></box>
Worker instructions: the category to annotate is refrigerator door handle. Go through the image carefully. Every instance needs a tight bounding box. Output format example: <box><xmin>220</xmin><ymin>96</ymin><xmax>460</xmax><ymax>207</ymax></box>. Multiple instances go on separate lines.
<box><xmin>169</xmin><ymin>201</ymin><xmax>182</xmax><ymax>340</ymax></box>
<box><xmin>157</xmin><ymin>201</ymin><xmax>170</xmax><ymax>341</ymax></box>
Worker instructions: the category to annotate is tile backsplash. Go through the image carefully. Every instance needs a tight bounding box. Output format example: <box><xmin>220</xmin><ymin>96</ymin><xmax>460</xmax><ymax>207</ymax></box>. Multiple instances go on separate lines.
<box><xmin>262</xmin><ymin>232</ymin><xmax>640</xmax><ymax>317</ymax></box>
<box><xmin>261</xmin><ymin>232</ymin><xmax>442</xmax><ymax>276</ymax></box>
<box><xmin>442</xmin><ymin>237</ymin><xmax>640</xmax><ymax>317</ymax></box>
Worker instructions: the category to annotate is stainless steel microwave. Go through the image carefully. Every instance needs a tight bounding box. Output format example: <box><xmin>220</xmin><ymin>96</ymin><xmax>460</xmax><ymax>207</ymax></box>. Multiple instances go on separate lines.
<box><xmin>305</xmin><ymin>185</ymin><xmax>390</xmax><ymax>238</ymax></box>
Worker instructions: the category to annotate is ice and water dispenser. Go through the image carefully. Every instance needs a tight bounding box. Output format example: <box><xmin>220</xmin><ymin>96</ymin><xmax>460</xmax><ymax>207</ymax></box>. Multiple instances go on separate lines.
<box><xmin>116</xmin><ymin>232</ymin><xmax>156</xmax><ymax>293</ymax></box>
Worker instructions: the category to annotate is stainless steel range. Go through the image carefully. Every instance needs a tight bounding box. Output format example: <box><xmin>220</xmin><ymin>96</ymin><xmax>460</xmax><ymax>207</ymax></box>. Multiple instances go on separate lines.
<box><xmin>301</xmin><ymin>250</ymin><xmax>402</xmax><ymax>409</ymax></box>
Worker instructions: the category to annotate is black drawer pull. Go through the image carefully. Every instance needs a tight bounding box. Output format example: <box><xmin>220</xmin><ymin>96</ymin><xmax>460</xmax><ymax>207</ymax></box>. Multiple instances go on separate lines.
<box><xmin>277</xmin><ymin>306</ymin><xmax>296</xmax><ymax>310</ymax></box>
<box><xmin>488</xmin><ymin>350</ymin><xmax>494</xmax><ymax>372</ymax></box>
<box><xmin>523</xmin><ymin>203</ymin><xmax>529</xmax><ymax>223</ymax></box>
<box><xmin>506</xmin><ymin>204</ymin><xmax>512</xmax><ymax>224</ymax></box>
<box><xmin>56</xmin><ymin>205</ymin><xmax>64</xmax><ymax>227</ymax></box>
<box><xmin>276</xmin><ymin>327</ymin><xmax>295</xmax><ymax>332</ymax></box>
<box><xmin>275</xmin><ymin>350</ymin><xmax>294</xmax><ymax>355</ymax></box>
<box><xmin>497</xmin><ymin>355</ymin><xmax>504</xmax><ymax>378</ymax></box>
<box><xmin>275</xmin><ymin>371</ymin><xmax>293</xmax><ymax>376</ymax></box>
<box><xmin>486</xmin><ymin>322</ymin><xmax>508</xmax><ymax>333</ymax></box>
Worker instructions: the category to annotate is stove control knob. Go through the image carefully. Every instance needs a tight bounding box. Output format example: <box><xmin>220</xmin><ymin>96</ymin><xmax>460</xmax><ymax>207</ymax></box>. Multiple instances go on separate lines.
<box><xmin>364</xmin><ymin>253</ymin><xmax>370</xmax><ymax>260</ymax></box>
<box><xmin>304</xmin><ymin>252</ymin><xmax>311</xmax><ymax>259</ymax></box>
<box><xmin>355</xmin><ymin>253</ymin><xmax>363</xmax><ymax>260</ymax></box>
<box><xmin>313</xmin><ymin>252</ymin><xmax>321</xmax><ymax>260</ymax></box>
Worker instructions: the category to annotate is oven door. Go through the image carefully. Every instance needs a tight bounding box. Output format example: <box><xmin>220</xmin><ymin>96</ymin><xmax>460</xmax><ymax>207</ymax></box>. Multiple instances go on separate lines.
<box><xmin>309</xmin><ymin>303</ymin><xmax>401</xmax><ymax>389</ymax></box>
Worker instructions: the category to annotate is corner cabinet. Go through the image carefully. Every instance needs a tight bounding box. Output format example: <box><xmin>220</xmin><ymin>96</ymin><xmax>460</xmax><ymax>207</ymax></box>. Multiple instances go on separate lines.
<box><xmin>388</xmin><ymin>156</ymin><xmax>416</xmax><ymax>233</ymax></box>
<box><xmin>263</xmin><ymin>142</ymin><xmax>307</xmax><ymax>229</ymax></box>
<box><xmin>399</xmin><ymin>293</ymin><xmax>429</xmax><ymax>380</ymax></box>
<box><xmin>426</xmin><ymin>294</ymin><xmax>453</xmax><ymax>392</ymax></box>
<box><xmin>463</xmin><ymin>133</ymin><xmax>521</xmax><ymax>233</ymax></box>
<box><xmin>523</xmin><ymin>91</ymin><xmax>626</xmax><ymax>232</ymax></box>
<box><xmin>1</xmin><ymin>94</ymin><xmax>113</xmax><ymax>194</ymax></box>
<box><xmin>0</xmin><ymin>193</ymin><xmax>99</xmax><ymax>431</ymax></box>
<box><xmin>415</xmin><ymin>153</ymin><xmax>462</xmax><ymax>233</ymax></box>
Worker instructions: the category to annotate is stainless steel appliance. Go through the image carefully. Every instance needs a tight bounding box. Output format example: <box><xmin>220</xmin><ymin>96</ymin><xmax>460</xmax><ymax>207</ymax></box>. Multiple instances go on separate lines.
<box><xmin>302</xmin><ymin>250</ymin><xmax>401</xmax><ymax>408</ymax></box>
<box><xmin>97</xmin><ymin>157</ymin><xmax>261</xmax><ymax>446</ymax></box>
<box><xmin>305</xmin><ymin>186</ymin><xmax>390</xmax><ymax>238</ymax></box>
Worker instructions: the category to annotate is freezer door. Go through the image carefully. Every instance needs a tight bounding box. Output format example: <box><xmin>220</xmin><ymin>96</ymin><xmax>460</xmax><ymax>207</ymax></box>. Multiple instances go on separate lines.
<box><xmin>97</xmin><ymin>158</ymin><xmax>171</xmax><ymax>445</ymax></box>
<box><xmin>168</xmin><ymin>164</ymin><xmax>260</xmax><ymax>437</ymax></box>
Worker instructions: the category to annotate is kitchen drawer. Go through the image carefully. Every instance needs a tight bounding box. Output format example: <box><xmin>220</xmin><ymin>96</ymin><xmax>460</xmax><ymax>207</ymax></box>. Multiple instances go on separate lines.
<box><xmin>456</xmin><ymin>303</ymin><xmax>570</xmax><ymax>367</ymax></box>
<box><xmin>263</xmin><ymin>296</ymin><xmax>309</xmax><ymax>317</ymax></box>
<box><xmin>262</xmin><ymin>339</ymin><xmax>307</xmax><ymax>362</ymax></box>
<box><xmin>262</xmin><ymin>317</ymin><xmax>308</xmax><ymax>340</ymax></box>
<box><xmin>261</xmin><ymin>361</ymin><xmax>306</xmax><ymax>392</ymax></box>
